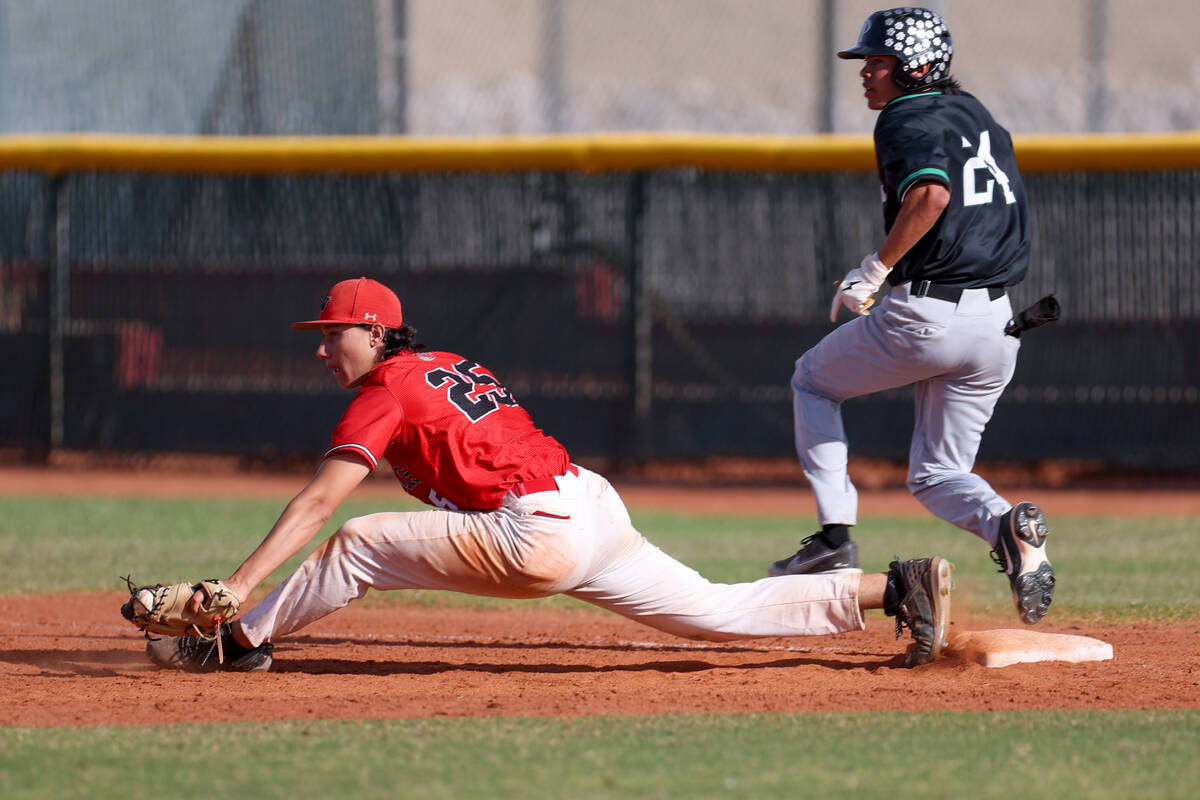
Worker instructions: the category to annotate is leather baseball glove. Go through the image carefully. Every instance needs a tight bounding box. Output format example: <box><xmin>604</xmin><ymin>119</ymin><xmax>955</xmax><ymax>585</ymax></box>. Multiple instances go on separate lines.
<box><xmin>120</xmin><ymin>575</ymin><xmax>241</xmax><ymax>638</ymax></box>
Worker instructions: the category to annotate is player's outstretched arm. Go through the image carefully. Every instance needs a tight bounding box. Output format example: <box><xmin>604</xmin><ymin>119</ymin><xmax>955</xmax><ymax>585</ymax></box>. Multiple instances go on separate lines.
<box><xmin>877</xmin><ymin>182</ymin><xmax>950</xmax><ymax>267</ymax></box>
<box><xmin>186</xmin><ymin>453</ymin><xmax>371</xmax><ymax>614</ymax></box>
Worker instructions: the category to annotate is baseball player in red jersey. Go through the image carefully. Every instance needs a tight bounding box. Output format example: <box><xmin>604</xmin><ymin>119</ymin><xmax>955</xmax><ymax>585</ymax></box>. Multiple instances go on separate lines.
<box><xmin>148</xmin><ymin>277</ymin><xmax>954</xmax><ymax>672</ymax></box>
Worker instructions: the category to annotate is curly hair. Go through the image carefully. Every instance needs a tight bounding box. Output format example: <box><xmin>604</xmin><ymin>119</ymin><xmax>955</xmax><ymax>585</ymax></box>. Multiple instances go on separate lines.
<box><xmin>360</xmin><ymin>323</ymin><xmax>425</xmax><ymax>359</ymax></box>
<box><xmin>933</xmin><ymin>76</ymin><xmax>963</xmax><ymax>95</ymax></box>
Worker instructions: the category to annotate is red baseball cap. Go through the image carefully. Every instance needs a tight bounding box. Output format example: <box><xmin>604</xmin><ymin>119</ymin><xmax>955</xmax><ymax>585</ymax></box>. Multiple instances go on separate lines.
<box><xmin>291</xmin><ymin>277</ymin><xmax>403</xmax><ymax>330</ymax></box>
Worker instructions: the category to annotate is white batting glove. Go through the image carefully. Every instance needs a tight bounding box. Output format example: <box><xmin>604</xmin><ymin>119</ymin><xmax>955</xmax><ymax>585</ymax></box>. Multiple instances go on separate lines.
<box><xmin>829</xmin><ymin>252</ymin><xmax>892</xmax><ymax>322</ymax></box>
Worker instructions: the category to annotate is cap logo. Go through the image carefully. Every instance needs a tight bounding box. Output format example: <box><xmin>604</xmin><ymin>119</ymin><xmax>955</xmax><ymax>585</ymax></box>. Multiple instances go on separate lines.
<box><xmin>364</xmin><ymin>312</ymin><xmax>377</xmax><ymax>322</ymax></box>
<box><xmin>320</xmin><ymin>295</ymin><xmax>332</xmax><ymax>311</ymax></box>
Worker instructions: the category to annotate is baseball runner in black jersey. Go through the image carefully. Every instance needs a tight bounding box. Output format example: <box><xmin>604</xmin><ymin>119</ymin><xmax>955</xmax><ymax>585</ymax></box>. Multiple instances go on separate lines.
<box><xmin>769</xmin><ymin>8</ymin><xmax>1055</xmax><ymax>625</ymax></box>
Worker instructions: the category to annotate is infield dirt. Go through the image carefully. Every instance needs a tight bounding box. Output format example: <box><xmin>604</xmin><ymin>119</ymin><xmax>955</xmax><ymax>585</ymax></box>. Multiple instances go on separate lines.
<box><xmin>2</xmin><ymin>594</ymin><xmax>1197</xmax><ymax>728</ymax></box>
<box><xmin>2</xmin><ymin>465</ymin><xmax>1198</xmax><ymax>727</ymax></box>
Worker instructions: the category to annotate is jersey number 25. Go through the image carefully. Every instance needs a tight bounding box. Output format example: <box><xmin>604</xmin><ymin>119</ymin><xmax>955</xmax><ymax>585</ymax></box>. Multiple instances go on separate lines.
<box><xmin>425</xmin><ymin>359</ymin><xmax>517</xmax><ymax>422</ymax></box>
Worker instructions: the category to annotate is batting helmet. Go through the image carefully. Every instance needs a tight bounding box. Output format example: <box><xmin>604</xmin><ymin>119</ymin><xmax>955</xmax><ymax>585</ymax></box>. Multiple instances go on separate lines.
<box><xmin>838</xmin><ymin>7</ymin><xmax>953</xmax><ymax>91</ymax></box>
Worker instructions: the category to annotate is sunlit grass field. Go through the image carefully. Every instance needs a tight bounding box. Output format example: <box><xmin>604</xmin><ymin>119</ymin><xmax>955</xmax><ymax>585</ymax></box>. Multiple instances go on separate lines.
<box><xmin>1</xmin><ymin>491</ymin><xmax>1196</xmax><ymax>799</ymax></box>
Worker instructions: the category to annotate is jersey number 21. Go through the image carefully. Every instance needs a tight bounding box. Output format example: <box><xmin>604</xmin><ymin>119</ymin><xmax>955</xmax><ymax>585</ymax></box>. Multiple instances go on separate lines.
<box><xmin>962</xmin><ymin>130</ymin><xmax>1016</xmax><ymax>207</ymax></box>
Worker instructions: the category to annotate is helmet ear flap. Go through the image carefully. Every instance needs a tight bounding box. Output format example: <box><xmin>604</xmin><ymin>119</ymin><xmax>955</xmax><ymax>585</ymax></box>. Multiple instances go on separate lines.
<box><xmin>891</xmin><ymin>60</ymin><xmax>934</xmax><ymax>92</ymax></box>
<box><xmin>890</xmin><ymin>60</ymin><xmax>917</xmax><ymax>91</ymax></box>
<box><xmin>841</xmin><ymin>7</ymin><xmax>953</xmax><ymax>91</ymax></box>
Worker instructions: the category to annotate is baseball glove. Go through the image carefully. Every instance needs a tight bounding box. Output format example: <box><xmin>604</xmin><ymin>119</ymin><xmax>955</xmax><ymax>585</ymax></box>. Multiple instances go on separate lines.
<box><xmin>120</xmin><ymin>575</ymin><xmax>240</xmax><ymax>638</ymax></box>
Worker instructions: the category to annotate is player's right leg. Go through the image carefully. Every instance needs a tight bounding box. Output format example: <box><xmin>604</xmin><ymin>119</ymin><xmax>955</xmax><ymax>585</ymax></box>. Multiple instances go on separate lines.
<box><xmin>234</xmin><ymin>503</ymin><xmax>584</xmax><ymax>646</ymax></box>
<box><xmin>776</xmin><ymin>300</ymin><xmax>940</xmax><ymax>576</ymax></box>
<box><xmin>145</xmin><ymin>623</ymin><xmax>273</xmax><ymax>673</ymax></box>
<box><xmin>142</xmin><ymin>500</ymin><xmax>588</xmax><ymax>674</ymax></box>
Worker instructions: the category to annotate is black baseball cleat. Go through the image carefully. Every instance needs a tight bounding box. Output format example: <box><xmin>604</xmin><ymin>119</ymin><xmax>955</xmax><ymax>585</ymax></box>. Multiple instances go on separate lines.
<box><xmin>768</xmin><ymin>533</ymin><xmax>860</xmax><ymax>576</ymax></box>
<box><xmin>886</xmin><ymin>557</ymin><xmax>954</xmax><ymax>667</ymax></box>
<box><xmin>145</xmin><ymin>623</ymin><xmax>273</xmax><ymax>673</ymax></box>
<box><xmin>991</xmin><ymin>502</ymin><xmax>1055</xmax><ymax>625</ymax></box>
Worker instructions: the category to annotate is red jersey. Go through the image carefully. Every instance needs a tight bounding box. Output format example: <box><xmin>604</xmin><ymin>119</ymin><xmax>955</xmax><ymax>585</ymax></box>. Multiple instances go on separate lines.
<box><xmin>324</xmin><ymin>351</ymin><xmax>571</xmax><ymax>511</ymax></box>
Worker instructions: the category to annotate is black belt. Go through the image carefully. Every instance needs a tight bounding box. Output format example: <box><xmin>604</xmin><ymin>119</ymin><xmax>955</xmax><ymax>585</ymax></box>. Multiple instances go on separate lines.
<box><xmin>912</xmin><ymin>280</ymin><xmax>1004</xmax><ymax>303</ymax></box>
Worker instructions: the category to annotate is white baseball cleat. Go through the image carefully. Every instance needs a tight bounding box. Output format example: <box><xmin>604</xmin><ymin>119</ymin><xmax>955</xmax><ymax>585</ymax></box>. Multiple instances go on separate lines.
<box><xmin>991</xmin><ymin>502</ymin><xmax>1055</xmax><ymax>625</ymax></box>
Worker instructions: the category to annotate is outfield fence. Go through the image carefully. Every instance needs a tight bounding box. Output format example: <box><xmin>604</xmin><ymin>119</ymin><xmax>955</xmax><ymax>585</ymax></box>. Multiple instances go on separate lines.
<box><xmin>1</xmin><ymin>134</ymin><xmax>1198</xmax><ymax>469</ymax></box>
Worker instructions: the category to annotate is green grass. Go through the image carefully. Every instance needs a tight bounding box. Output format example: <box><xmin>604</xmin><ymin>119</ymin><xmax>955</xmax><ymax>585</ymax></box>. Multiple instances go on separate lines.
<box><xmin>2</xmin><ymin>491</ymin><xmax>1197</xmax><ymax>797</ymax></box>
<box><xmin>1</xmin><ymin>495</ymin><xmax>1196</xmax><ymax>620</ymax></box>
<box><xmin>2</xmin><ymin>711</ymin><xmax>1197</xmax><ymax>799</ymax></box>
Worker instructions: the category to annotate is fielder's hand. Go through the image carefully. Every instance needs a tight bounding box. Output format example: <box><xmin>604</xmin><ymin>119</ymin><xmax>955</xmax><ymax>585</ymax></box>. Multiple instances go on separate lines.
<box><xmin>830</xmin><ymin>252</ymin><xmax>892</xmax><ymax>322</ymax></box>
<box><xmin>120</xmin><ymin>576</ymin><xmax>241</xmax><ymax>638</ymax></box>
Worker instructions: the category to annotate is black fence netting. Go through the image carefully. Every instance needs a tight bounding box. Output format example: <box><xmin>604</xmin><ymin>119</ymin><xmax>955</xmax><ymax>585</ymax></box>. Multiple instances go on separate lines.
<box><xmin>2</xmin><ymin>167</ymin><xmax>1198</xmax><ymax>469</ymax></box>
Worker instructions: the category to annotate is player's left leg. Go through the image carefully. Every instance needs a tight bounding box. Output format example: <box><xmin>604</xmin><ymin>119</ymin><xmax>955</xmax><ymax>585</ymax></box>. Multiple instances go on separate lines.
<box><xmin>560</xmin><ymin>467</ymin><xmax>864</xmax><ymax>638</ymax></box>
<box><xmin>992</xmin><ymin>501</ymin><xmax>1054</xmax><ymax>624</ymax></box>
<box><xmin>570</xmin><ymin>534</ymin><xmax>867</xmax><ymax>639</ymax></box>
<box><xmin>569</xmin><ymin>535</ymin><xmax>952</xmax><ymax>665</ymax></box>
<box><xmin>904</xmin><ymin>291</ymin><xmax>1054</xmax><ymax>623</ymax></box>
<box><xmin>564</xmin><ymin>469</ymin><xmax>954</xmax><ymax>663</ymax></box>
<box><xmin>904</xmin><ymin>291</ymin><xmax>1021</xmax><ymax>542</ymax></box>
<box><xmin>906</xmin><ymin>374</ymin><xmax>1015</xmax><ymax>538</ymax></box>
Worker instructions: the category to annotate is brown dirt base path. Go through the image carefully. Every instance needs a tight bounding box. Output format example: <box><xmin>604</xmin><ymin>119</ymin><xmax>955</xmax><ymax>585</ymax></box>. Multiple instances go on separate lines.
<box><xmin>2</xmin><ymin>593</ymin><xmax>1197</xmax><ymax>728</ymax></box>
<box><xmin>2</xmin><ymin>465</ymin><xmax>1198</xmax><ymax>727</ymax></box>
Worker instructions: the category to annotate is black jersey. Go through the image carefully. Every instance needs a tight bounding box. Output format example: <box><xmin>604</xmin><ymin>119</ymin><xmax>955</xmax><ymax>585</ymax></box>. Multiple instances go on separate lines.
<box><xmin>874</xmin><ymin>91</ymin><xmax>1030</xmax><ymax>289</ymax></box>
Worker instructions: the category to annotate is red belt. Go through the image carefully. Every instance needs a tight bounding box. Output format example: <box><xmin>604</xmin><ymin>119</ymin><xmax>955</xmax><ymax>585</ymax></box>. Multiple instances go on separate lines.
<box><xmin>510</xmin><ymin>465</ymin><xmax>578</xmax><ymax>497</ymax></box>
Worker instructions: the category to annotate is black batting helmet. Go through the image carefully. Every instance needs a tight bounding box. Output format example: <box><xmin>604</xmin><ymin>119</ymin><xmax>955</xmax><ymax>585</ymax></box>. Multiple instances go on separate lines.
<box><xmin>838</xmin><ymin>7</ymin><xmax>953</xmax><ymax>91</ymax></box>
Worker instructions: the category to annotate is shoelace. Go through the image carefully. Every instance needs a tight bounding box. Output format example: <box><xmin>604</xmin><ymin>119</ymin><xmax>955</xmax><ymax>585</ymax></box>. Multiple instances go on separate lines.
<box><xmin>891</xmin><ymin>562</ymin><xmax>927</xmax><ymax>640</ymax></box>
<box><xmin>179</xmin><ymin>629</ymin><xmax>224</xmax><ymax>667</ymax></box>
<box><xmin>893</xmin><ymin>602</ymin><xmax>909</xmax><ymax>639</ymax></box>
<box><xmin>788</xmin><ymin>533</ymin><xmax>821</xmax><ymax>556</ymax></box>
<box><xmin>989</xmin><ymin>545</ymin><xmax>1012</xmax><ymax>575</ymax></box>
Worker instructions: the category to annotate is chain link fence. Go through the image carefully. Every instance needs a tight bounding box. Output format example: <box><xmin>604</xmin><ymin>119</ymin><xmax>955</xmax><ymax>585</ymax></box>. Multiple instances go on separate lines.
<box><xmin>1</xmin><ymin>0</ymin><xmax>1198</xmax><ymax>136</ymax></box>
<box><xmin>1</xmin><ymin>1</ymin><xmax>1198</xmax><ymax>472</ymax></box>
<box><xmin>2</xmin><ymin>156</ymin><xmax>1198</xmax><ymax>468</ymax></box>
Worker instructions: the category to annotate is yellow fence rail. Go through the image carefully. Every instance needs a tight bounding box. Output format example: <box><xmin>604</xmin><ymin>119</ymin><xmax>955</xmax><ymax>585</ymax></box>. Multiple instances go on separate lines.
<box><xmin>1</xmin><ymin>132</ymin><xmax>1199</xmax><ymax>175</ymax></box>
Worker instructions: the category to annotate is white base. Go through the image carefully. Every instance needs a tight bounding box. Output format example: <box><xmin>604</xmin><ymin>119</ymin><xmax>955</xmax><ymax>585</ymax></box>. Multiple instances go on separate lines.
<box><xmin>945</xmin><ymin>629</ymin><xmax>1114</xmax><ymax>669</ymax></box>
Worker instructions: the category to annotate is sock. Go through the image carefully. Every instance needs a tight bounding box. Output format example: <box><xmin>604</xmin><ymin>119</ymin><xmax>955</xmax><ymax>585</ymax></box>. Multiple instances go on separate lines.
<box><xmin>820</xmin><ymin>523</ymin><xmax>851</xmax><ymax>549</ymax></box>
<box><xmin>882</xmin><ymin>567</ymin><xmax>901</xmax><ymax>617</ymax></box>
<box><xmin>219</xmin><ymin>624</ymin><xmax>254</xmax><ymax>658</ymax></box>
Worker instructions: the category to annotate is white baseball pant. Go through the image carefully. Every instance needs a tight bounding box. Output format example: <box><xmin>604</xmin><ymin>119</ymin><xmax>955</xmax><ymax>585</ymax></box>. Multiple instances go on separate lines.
<box><xmin>237</xmin><ymin>466</ymin><xmax>864</xmax><ymax>646</ymax></box>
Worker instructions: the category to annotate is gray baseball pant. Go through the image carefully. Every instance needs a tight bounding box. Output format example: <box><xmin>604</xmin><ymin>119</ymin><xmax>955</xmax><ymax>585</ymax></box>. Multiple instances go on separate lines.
<box><xmin>793</xmin><ymin>283</ymin><xmax>1020</xmax><ymax>546</ymax></box>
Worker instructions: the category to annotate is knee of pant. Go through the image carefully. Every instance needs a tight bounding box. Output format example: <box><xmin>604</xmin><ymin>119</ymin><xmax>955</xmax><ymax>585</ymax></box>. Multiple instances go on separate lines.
<box><xmin>313</xmin><ymin>515</ymin><xmax>373</xmax><ymax>559</ymax></box>
<box><xmin>791</xmin><ymin>360</ymin><xmax>838</xmax><ymax>405</ymax></box>
<box><xmin>907</xmin><ymin>469</ymin><xmax>953</xmax><ymax>496</ymax></box>
<box><xmin>512</xmin><ymin>534</ymin><xmax>583</xmax><ymax>591</ymax></box>
<box><xmin>648</xmin><ymin>617</ymin><xmax>736</xmax><ymax>643</ymax></box>
<box><xmin>790</xmin><ymin>360</ymin><xmax>809</xmax><ymax>393</ymax></box>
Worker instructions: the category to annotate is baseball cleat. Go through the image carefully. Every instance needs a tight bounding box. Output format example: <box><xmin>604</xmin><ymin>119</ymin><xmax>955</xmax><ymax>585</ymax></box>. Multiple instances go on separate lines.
<box><xmin>991</xmin><ymin>502</ymin><xmax>1055</xmax><ymax>625</ymax></box>
<box><xmin>145</xmin><ymin>624</ymin><xmax>274</xmax><ymax>673</ymax></box>
<box><xmin>768</xmin><ymin>533</ymin><xmax>860</xmax><ymax>576</ymax></box>
<box><xmin>887</xmin><ymin>556</ymin><xmax>954</xmax><ymax>667</ymax></box>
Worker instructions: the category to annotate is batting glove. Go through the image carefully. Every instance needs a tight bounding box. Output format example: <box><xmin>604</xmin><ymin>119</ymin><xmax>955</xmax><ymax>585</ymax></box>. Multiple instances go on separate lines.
<box><xmin>829</xmin><ymin>252</ymin><xmax>892</xmax><ymax>322</ymax></box>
